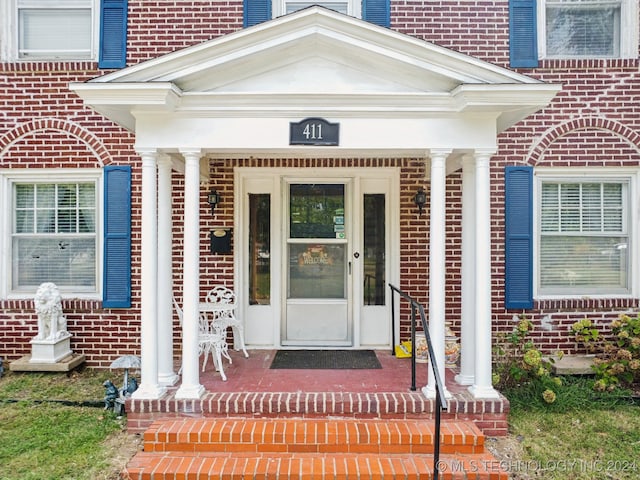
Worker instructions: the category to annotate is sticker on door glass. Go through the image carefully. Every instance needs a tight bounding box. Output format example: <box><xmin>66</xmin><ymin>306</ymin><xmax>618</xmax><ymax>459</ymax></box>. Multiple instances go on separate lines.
<box><xmin>298</xmin><ymin>245</ymin><xmax>333</xmax><ymax>265</ymax></box>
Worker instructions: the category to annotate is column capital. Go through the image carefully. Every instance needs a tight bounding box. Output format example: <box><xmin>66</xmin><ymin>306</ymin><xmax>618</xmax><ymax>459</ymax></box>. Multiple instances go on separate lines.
<box><xmin>427</xmin><ymin>149</ymin><xmax>453</xmax><ymax>160</ymax></box>
<box><xmin>136</xmin><ymin>148</ymin><xmax>160</xmax><ymax>157</ymax></box>
<box><xmin>179</xmin><ymin>149</ymin><xmax>203</xmax><ymax>159</ymax></box>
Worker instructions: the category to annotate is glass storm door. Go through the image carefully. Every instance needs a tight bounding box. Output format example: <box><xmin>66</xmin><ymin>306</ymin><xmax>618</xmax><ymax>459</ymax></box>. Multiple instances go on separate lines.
<box><xmin>283</xmin><ymin>183</ymin><xmax>351</xmax><ymax>345</ymax></box>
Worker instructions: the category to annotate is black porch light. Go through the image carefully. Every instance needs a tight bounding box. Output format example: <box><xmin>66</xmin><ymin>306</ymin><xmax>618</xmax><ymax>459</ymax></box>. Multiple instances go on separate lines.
<box><xmin>414</xmin><ymin>188</ymin><xmax>427</xmax><ymax>216</ymax></box>
<box><xmin>208</xmin><ymin>189</ymin><xmax>220</xmax><ymax>214</ymax></box>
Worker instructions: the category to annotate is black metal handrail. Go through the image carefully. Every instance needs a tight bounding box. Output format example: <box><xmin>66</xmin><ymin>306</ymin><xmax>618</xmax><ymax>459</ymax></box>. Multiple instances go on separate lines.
<box><xmin>389</xmin><ymin>283</ymin><xmax>448</xmax><ymax>479</ymax></box>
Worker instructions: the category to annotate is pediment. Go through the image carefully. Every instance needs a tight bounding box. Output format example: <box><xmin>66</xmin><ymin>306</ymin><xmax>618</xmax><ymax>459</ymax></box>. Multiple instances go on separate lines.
<box><xmin>71</xmin><ymin>6</ymin><xmax>560</xmax><ymax>133</ymax></box>
<box><xmin>90</xmin><ymin>6</ymin><xmax>540</xmax><ymax>93</ymax></box>
<box><xmin>212</xmin><ymin>56</ymin><xmax>427</xmax><ymax>94</ymax></box>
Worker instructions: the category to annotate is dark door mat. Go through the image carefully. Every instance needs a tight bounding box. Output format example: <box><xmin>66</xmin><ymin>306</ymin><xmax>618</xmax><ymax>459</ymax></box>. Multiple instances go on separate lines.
<box><xmin>270</xmin><ymin>350</ymin><xmax>382</xmax><ymax>369</ymax></box>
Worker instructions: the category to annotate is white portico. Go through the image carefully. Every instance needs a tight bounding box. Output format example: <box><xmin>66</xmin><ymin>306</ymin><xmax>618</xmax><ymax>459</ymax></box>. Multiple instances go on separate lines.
<box><xmin>71</xmin><ymin>7</ymin><xmax>560</xmax><ymax>400</ymax></box>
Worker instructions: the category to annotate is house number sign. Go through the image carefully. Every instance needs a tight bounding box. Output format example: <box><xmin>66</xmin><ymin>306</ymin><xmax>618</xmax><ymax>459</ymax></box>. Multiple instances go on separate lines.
<box><xmin>290</xmin><ymin>117</ymin><xmax>339</xmax><ymax>146</ymax></box>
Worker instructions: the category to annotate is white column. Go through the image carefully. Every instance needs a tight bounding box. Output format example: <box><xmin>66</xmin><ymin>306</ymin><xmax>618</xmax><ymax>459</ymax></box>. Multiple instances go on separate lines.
<box><xmin>455</xmin><ymin>155</ymin><xmax>476</xmax><ymax>385</ymax></box>
<box><xmin>157</xmin><ymin>155</ymin><xmax>179</xmax><ymax>386</ymax></box>
<box><xmin>469</xmin><ymin>150</ymin><xmax>500</xmax><ymax>399</ymax></box>
<box><xmin>132</xmin><ymin>150</ymin><xmax>166</xmax><ymax>400</ymax></box>
<box><xmin>423</xmin><ymin>150</ymin><xmax>450</xmax><ymax>399</ymax></box>
<box><xmin>175</xmin><ymin>150</ymin><xmax>205</xmax><ymax>399</ymax></box>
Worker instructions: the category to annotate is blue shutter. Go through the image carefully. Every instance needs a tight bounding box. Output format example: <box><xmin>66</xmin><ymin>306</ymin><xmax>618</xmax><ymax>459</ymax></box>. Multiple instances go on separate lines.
<box><xmin>99</xmin><ymin>0</ymin><xmax>128</xmax><ymax>69</ymax></box>
<box><xmin>363</xmin><ymin>0</ymin><xmax>390</xmax><ymax>27</ymax></box>
<box><xmin>103</xmin><ymin>165</ymin><xmax>131</xmax><ymax>308</ymax></box>
<box><xmin>509</xmin><ymin>0</ymin><xmax>538</xmax><ymax>68</ymax></box>
<box><xmin>244</xmin><ymin>0</ymin><xmax>271</xmax><ymax>27</ymax></box>
<box><xmin>505</xmin><ymin>166</ymin><xmax>533</xmax><ymax>309</ymax></box>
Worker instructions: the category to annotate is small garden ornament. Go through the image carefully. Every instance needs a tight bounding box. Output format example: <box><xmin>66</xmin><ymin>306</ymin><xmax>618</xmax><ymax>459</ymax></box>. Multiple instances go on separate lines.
<box><xmin>103</xmin><ymin>380</ymin><xmax>123</xmax><ymax>414</ymax></box>
<box><xmin>109</xmin><ymin>355</ymin><xmax>140</xmax><ymax>398</ymax></box>
<box><xmin>34</xmin><ymin>282</ymin><xmax>68</xmax><ymax>340</ymax></box>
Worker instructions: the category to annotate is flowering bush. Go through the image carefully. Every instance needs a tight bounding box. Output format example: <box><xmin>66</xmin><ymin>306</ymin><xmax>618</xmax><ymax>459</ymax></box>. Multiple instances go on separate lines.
<box><xmin>493</xmin><ymin>314</ymin><xmax>562</xmax><ymax>404</ymax></box>
<box><xmin>574</xmin><ymin>313</ymin><xmax>640</xmax><ymax>392</ymax></box>
<box><xmin>570</xmin><ymin>318</ymin><xmax>601</xmax><ymax>350</ymax></box>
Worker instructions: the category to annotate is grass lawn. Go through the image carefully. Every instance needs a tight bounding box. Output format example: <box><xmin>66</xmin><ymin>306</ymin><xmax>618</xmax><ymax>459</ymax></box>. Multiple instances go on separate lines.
<box><xmin>505</xmin><ymin>405</ymin><xmax>640</xmax><ymax>479</ymax></box>
<box><xmin>0</xmin><ymin>367</ymin><xmax>638</xmax><ymax>479</ymax></box>
<box><xmin>0</xmin><ymin>368</ymin><xmax>140</xmax><ymax>480</ymax></box>
<box><xmin>499</xmin><ymin>377</ymin><xmax>640</xmax><ymax>480</ymax></box>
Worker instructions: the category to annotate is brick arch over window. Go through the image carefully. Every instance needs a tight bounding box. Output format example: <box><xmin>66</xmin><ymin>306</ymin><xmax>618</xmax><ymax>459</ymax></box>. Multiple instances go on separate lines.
<box><xmin>527</xmin><ymin>117</ymin><xmax>640</xmax><ymax>166</ymax></box>
<box><xmin>0</xmin><ymin>118</ymin><xmax>113</xmax><ymax>166</ymax></box>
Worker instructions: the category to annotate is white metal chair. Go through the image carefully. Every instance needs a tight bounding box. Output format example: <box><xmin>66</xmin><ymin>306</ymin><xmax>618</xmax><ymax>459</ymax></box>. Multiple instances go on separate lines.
<box><xmin>203</xmin><ymin>286</ymin><xmax>249</xmax><ymax>358</ymax></box>
<box><xmin>173</xmin><ymin>296</ymin><xmax>230</xmax><ymax>380</ymax></box>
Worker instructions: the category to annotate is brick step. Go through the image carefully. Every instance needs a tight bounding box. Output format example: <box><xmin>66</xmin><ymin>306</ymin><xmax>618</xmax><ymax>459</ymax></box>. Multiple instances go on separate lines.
<box><xmin>142</xmin><ymin>418</ymin><xmax>486</xmax><ymax>455</ymax></box>
<box><xmin>122</xmin><ymin>451</ymin><xmax>509</xmax><ymax>479</ymax></box>
<box><xmin>122</xmin><ymin>418</ymin><xmax>509</xmax><ymax>479</ymax></box>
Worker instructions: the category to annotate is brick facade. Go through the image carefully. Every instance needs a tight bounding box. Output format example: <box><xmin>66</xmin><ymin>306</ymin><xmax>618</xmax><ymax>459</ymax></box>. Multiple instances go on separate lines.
<box><xmin>2</xmin><ymin>1</ymin><xmax>640</xmax><ymax>366</ymax></box>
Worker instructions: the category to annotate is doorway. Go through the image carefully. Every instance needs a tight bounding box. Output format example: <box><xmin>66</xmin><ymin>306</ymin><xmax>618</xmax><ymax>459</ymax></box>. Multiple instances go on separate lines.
<box><xmin>237</xmin><ymin>167</ymin><xmax>399</xmax><ymax>349</ymax></box>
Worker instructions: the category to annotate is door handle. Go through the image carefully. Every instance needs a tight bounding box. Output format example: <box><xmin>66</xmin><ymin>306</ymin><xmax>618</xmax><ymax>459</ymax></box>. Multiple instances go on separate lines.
<box><xmin>348</xmin><ymin>261</ymin><xmax>352</xmax><ymax>275</ymax></box>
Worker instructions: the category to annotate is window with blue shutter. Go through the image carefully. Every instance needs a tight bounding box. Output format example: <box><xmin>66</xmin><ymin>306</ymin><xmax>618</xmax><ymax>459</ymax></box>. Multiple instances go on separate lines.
<box><xmin>103</xmin><ymin>165</ymin><xmax>131</xmax><ymax>308</ymax></box>
<box><xmin>505</xmin><ymin>166</ymin><xmax>533</xmax><ymax>309</ymax></box>
<box><xmin>244</xmin><ymin>0</ymin><xmax>271</xmax><ymax>27</ymax></box>
<box><xmin>363</xmin><ymin>0</ymin><xmax>390</xmax><ymax>27</ymax></box>
<box><xmin>509</xmin><ymin>0</ymin><xmax>538</xmax><ymax>68</ymax></box>
<box><xmin>99</xmin><ymin>0</ymin><xmax>128</xmax><ymax>69</ymax></box>
<box><xmin>243</xmin><ymin>0</ymin><xmax>389</xmax><ymax>27</ymax></box>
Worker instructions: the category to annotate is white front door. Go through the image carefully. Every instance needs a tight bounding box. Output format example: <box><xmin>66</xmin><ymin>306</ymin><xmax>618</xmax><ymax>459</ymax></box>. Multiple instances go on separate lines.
<box><xmin>283</xmin><ymin>181</ymin><xmax>352</xmax><ymax>346</ymax></box>
<box><xmin>237</xmin><ymin>168</ymin><xmax>399</xmax><ymax>349</ymax></box>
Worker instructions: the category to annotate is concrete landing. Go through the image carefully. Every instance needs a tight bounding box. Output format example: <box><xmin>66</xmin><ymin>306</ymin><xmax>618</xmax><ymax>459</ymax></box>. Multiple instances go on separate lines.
<box><xmin>9</xmin><ymin>353</ymin><xmax>86</xmax><ymax>372</ymax></box>
<box><xmin>549</xmin><ymin>354</ymin><xmax>595</xmax><ymax>375</ymax></box>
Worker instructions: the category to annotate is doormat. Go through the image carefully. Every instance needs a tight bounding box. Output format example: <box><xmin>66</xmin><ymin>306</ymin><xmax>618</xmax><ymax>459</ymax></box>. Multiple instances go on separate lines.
<box><xmin>270</xmin><ymin>350</ymin><xmax>382</xmax><ymax>370</ymax></box>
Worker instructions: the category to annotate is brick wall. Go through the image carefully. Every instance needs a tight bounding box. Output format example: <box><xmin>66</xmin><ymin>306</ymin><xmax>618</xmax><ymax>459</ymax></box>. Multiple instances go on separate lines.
<box><xmin>1</xmin><ymin>1</ymin><xmax>640</xmax><ymax>364</ymax></box>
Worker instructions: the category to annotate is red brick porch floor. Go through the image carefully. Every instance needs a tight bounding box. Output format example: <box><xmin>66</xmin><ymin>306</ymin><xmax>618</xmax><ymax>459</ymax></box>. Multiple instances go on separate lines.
<box><xmin>200</xmin><ymin>349</ymin><xmax>428</xmax><ymax>393</ymax></box>
<box><xmin>125</xmin><ymin>350</ymin><xmax>509</xmax><ymax>436</ymax></box>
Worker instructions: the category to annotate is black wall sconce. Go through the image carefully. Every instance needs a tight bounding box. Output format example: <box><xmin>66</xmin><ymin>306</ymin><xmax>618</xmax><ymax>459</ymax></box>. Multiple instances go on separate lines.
<box><xmin>208</xmin><ymin>189</ymin><xmax>220</xmax><ymax>214</ymax></box>
<box><xmin>414</xmin><ymin>188</ymin><xmax>427</xmax><ymax>216</ymax></box>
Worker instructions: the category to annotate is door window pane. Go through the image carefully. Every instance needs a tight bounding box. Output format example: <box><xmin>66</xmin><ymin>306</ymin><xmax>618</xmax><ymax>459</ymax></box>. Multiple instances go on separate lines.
<box><xmin>249</xmin><ymin>194</ymin><xmax>270</xmax><ymax>305</ymax></box>
<box><xmin>288</xmin><ymin>243</ymin><xmax>346</xmax><ymax>299</ymax></box>
<box><xmin>363</xmin><ymin>194</ymin><xmax>385</xmax><ymax>305</ymax></box>
<box><xmin>290</xmin><ymin>184</ymin><xmax>345</xmax><ymax>239</ymax></box>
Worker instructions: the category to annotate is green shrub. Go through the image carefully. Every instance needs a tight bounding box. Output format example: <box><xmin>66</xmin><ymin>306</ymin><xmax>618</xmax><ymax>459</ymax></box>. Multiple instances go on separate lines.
<box><xmin>493</xmin><ymin>314</ymin><xmax>563</xmax><ymax>406</ymax></box>
<box><xmin>573</xmin><ymin>313</ymin><xmax>640</xmax><ymax>392</ymax></box>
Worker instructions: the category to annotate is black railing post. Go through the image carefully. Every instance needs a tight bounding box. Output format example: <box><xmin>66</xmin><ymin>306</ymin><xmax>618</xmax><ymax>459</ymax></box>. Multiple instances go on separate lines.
<box><xmin>410</xmin><ymin>304</ymin><xmax>417</xmax><ymax>391</ymax></box>
<box><xmin>433</xmin><ymin>385</ymin><xmax>442</xmax><ymax>479</ymax></box>
<box><xmin>388</xmin><ymin>283</ymin><xmax>448</xmax><ymax>480</ymax></box>
<box><xmin>390</xmin><ymin>291</ymin><xmax>396</xmax><ymax>356</ymax></box>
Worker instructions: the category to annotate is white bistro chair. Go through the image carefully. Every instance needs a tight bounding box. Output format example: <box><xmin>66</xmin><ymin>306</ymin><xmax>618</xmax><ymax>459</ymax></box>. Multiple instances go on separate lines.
<box><xmin>201</xmin><ymin>286</ymin><xmax>249</xmax><ymax>358</ymax></box>
<box><xmin>173</xmin><ymin>296</ymin><xmax>230</xmax><ymax>380</ymax></box>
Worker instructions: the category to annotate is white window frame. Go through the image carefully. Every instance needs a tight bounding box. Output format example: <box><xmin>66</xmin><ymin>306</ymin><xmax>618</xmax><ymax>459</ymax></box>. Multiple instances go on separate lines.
<box><xmin>0</xmin><ymin>169</ymin><xmax>103</xmax><ymax>300</ymax></box>
<box><xmin>273</xmin><ymin>0</ymin><xmax>360</xmax><ymax>20</ymax></box>
<box><xmin>0</xmin><ymin>0</ymin><xmax>99</xmax><ymax>62</ymax></box>
<box><xmin>534</xmin><ymin>168</ymin><xmax>639</xmax><ymax>300</ymax></box>
<box><xmin>537</xmin><ymin>0</ymin><xmax>639</xmax><ymax>59</ymax></box>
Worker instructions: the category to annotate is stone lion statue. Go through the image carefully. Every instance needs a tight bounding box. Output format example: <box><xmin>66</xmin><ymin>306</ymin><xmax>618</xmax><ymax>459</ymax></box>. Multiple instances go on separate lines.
<box><xmin>34</xmin><ymin>282</ymin><xmax>67</xmax><ymax>340</ymax></box>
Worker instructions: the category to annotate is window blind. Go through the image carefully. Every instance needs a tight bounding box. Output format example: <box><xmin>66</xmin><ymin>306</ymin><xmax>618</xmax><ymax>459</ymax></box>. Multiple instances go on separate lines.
<box><xmin>540</xmin><ymin>181</ymin><xmax>628</xmax><ymax>294</ymax></box>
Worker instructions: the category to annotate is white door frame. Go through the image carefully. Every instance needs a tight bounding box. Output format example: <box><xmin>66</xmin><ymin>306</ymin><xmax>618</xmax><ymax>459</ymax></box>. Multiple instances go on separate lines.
<box><xmin>235</xmin><ymin>167</ymin><xmax>400</xmax><ymax>349</ymax></box>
